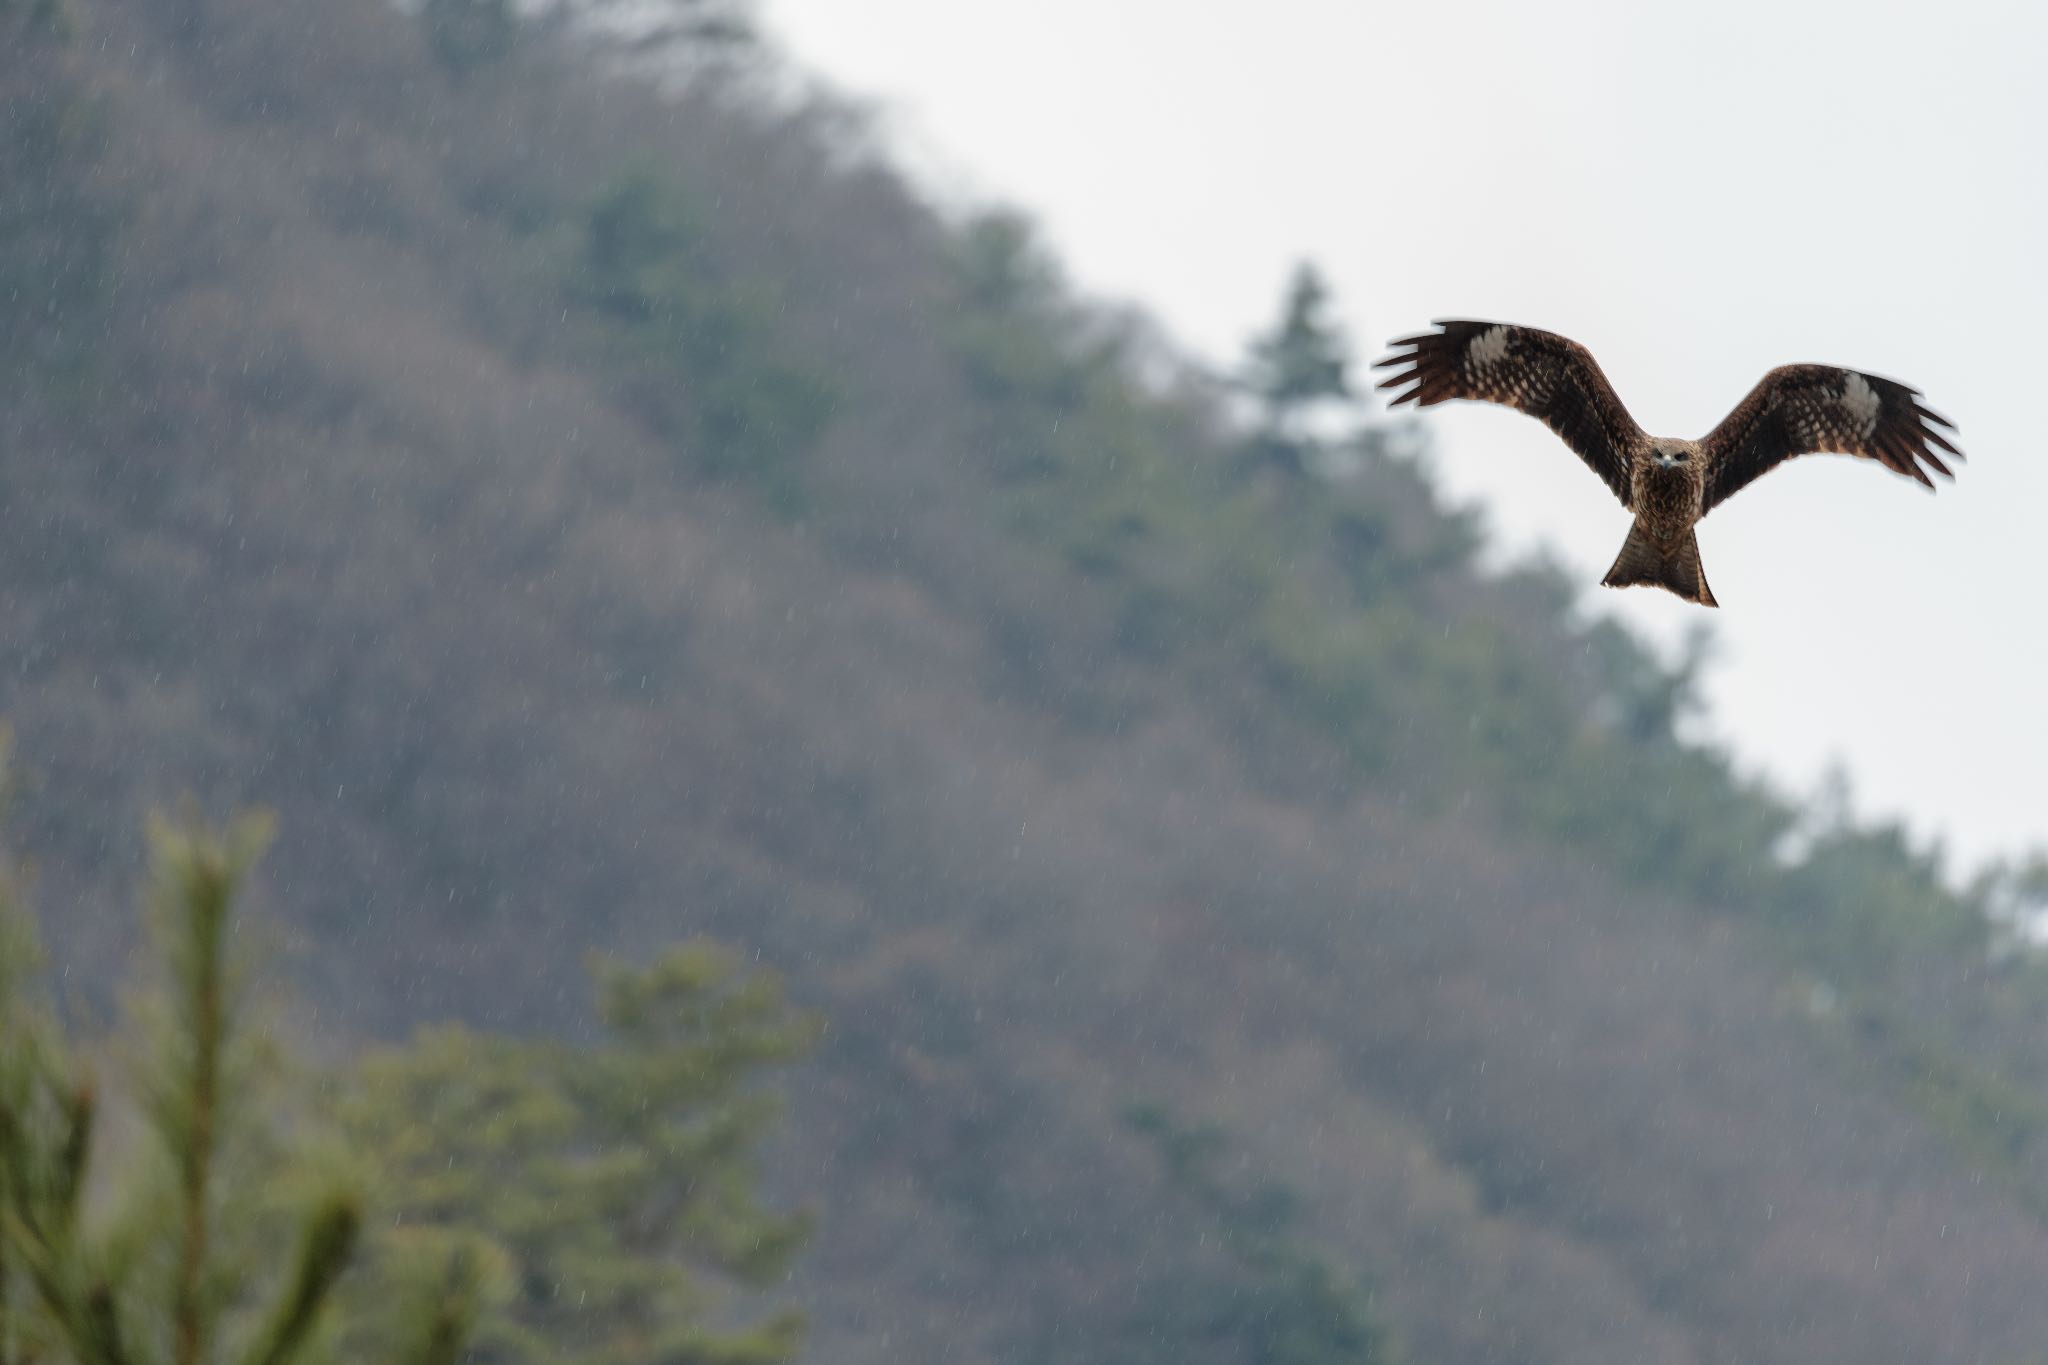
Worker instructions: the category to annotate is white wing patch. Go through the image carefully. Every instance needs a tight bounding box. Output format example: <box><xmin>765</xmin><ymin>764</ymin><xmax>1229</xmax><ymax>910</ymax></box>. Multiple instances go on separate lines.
<box><xmin>1467</xmin><ymin>325</ymin><xmax>1511</xmax><ymax>372</ymax></box>
<box><xmin>1839</xmin><ymin>372</ymin><xmax>1881</xmax><ymax>438</ymax></box>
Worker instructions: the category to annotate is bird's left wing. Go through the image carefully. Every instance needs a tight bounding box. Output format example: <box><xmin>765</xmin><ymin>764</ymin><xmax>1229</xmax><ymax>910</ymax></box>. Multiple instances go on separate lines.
<box><xmin>1700</xmin><ymin>364</ymin><xmax>1960</xmax><ymax>514</ymax></box>
<box><xmin>1374</xmin><ymin>320</ymin><xmax>1642</xmax><ymax>506</ymax></box>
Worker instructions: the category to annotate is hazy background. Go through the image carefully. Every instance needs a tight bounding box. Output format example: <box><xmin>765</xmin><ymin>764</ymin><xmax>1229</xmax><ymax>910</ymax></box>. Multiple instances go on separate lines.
<box><xmin>10</xmin><ymin>2</ymin><xmax>2048</xmax><ymax>1362</ymax></box>
<box><xmin>763</xmin><ymin>0</ymin><xmax>2048</xmax><ymax>870</ymax></box>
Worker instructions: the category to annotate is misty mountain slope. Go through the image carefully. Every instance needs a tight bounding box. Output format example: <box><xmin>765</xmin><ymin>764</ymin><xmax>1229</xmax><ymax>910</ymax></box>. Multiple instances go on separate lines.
<box><xmin>8</xmin><ymin>3</ymin><xmax>2048</xmax><ymax>1363</ymax></box>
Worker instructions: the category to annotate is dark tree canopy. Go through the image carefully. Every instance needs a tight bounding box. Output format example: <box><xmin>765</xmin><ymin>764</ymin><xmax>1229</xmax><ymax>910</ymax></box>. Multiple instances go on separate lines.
<box><xmin>1248</xmin><ymin>262</ymin><xmax>1355</xmax><ymax>421</ymax></box>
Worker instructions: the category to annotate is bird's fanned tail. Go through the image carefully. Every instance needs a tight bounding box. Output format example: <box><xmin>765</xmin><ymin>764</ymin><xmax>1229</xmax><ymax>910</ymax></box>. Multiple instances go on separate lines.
<box><xmin>1602</xmin><ymin>523</ymin><xmax>1718</xmax><ymax>608</ymax></box>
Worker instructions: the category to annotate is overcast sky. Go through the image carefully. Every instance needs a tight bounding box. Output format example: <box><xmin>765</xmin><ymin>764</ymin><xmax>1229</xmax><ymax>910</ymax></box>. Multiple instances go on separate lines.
<box><xmin>759</xmin><ymin>0</ymin><xmax>2047</xmax><ymax>872</ymax></box>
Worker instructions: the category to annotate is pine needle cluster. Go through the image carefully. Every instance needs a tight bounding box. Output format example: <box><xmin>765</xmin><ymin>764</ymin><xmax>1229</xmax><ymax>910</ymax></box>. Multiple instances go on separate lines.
<box><xmin>0</xmin><ymin>807</ymin><xmax>482</xmax><ymax>1365</ymax></box>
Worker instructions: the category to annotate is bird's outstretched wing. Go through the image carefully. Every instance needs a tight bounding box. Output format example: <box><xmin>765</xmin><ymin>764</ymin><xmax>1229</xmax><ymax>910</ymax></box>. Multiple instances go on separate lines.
<box><xmin>1699</xmin><ymin>365</ymin><xmax>1960</xmax><ymax>514</ymax></box>
<box><xmin>1374</xmin><ymin>320</ymin><xmax>1644</xmax><ymax>506</ymax></box>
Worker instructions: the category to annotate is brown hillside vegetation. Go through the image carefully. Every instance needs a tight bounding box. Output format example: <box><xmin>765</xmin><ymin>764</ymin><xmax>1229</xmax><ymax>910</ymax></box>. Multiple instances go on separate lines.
<box><xmin>8</xmin><ymin>3</ymin><xmax>2048</xmax><ymax>1362</ymax></box>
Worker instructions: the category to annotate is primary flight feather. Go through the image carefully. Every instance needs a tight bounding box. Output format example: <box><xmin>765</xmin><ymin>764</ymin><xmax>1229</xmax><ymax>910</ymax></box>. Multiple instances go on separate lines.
<box><xmin>1372</xmin><ymin>321</ymin><xmax>1962</xmax><ymax>607</ymax></box>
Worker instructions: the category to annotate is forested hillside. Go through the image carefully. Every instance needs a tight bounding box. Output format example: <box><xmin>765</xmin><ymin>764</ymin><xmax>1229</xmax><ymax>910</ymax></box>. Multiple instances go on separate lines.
<box><xmin>7</xmin><ymin>3</ymin><xmax>2048</xmax><ymax>1362</ymax></box>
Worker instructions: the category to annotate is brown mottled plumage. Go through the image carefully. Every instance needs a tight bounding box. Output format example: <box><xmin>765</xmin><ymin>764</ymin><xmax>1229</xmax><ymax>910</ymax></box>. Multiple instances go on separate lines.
<box><xmin>1372</xmin><ymin>321</ymin><xmax>1962</xmax><ymax>607</ymax></box>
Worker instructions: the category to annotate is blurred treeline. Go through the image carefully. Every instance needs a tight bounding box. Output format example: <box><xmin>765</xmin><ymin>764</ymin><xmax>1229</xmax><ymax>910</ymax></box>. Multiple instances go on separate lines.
<box><xmin>5</xmin><ymin>1</ymin><xmax>2048</xmax><ymax>1362</ymax></box>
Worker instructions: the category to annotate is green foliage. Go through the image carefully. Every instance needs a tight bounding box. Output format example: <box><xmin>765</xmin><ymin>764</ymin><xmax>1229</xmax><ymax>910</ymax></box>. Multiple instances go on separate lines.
<box><xmin>1242</xmin><ymin>262</ymin><xmax>1356</xmax><ymax>476</ymax></box>
<box><xmin>944</xmin><ymin>216</ymin><xmax>1288</xmax><ymax>640</ymax></box>
<box><xmin>0</xmin><ymin>810</ymin><xmax>481</xmax><ymax>1365</ymax></box>
<box><xmin>338</xmin><ymin>942</ymin><xmax>821</xmax><ymax>1365</ymax></box>
<box><xmin>0</xmin><ymin>10</ymin><xmax>117</xmax><ymax>395</ymax></box>
<box><xmin>525</xmin><ymin>0</ymin><xmax>756</xmax><ymax>61</ymax></box>
<box><xmin>572</xmin><ymin>169</ymin><xmax>839</xmax><ymax>513</ymax></box>
<box><xmin>1248</xmin><ymin>263</ymin><xmax>1353</xmax><ymax>415</ymax></box>
<box><xmin>421</xmin><ymin>0</ymin><xmax>517</xmax><ymax>75</ymax></box>
<box><xmin>1581</xmin><ymin>618</ymin><xmax>1715</xmax><ymax>745</ymax></box>
<box><xmin>1123</xmin><ymin>1106</ymin><xmax>1397</xmax><ymax>1365</ymax></box>
<box><xmin>0</xmin><ymin>0</ymin><xmax>66</xmax><ymax>35</ymax></box>
<box><xmin>1826</xmin><ymin>997</ymin><xmax>2048</xmax><ymax>1214</ymax></box>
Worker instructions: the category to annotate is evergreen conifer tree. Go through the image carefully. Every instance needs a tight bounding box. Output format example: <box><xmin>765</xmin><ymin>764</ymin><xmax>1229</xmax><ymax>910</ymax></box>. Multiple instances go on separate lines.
<box><xmin>0</xmin><ymin>805</ymin><xmax>483</xmax><ymax>1365</ymax></box>
<box><xmin>1121</xmin><ymin>1105</ymin><xmax>1398</xmax><ymax>1365</ymax></box>
<box><xmin>338</xmin><ymin>943</ymin><xmax>821</xmax><ymax>1365</ymax></box>
<box><xmin>1243</xmin><ymin>262</ymin><xmax>1358</xmax><ymax>476</ymax></box>
<box><xmin>420</xmin><ymin>0</ymin><xmax>518</xmax><ymax>75</ymax></box>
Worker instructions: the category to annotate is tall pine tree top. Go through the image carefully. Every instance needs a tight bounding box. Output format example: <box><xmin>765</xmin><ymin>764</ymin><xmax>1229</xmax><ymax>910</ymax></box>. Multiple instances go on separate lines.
<box><xmin>1240</xmin><ymin>262</ymin><xmax>1360</xmax><ymax>478</ymax></box>
<box><xmin>1247</xmin><ymin>262</ymin><xmax>1354</xmax><ymax>420</ymax></box>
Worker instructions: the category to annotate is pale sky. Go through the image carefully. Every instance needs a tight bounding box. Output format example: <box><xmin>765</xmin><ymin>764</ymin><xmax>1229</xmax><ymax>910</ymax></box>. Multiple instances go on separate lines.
<box><xmin>758</xmin><ymin>0</ymin><xmax>2048</xmax><ymax>871</ymax></box>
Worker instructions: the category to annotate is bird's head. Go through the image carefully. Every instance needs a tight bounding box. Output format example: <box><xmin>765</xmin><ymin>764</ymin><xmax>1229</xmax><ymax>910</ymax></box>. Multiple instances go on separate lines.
<box><xmin>1650</xmin><ymin>439</ymin><xmax>1693</xmax><ymax>470</ymax></box>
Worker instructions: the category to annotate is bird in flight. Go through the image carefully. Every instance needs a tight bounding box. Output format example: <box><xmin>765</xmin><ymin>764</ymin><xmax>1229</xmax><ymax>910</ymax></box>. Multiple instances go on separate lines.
<box><xmin>1372</xmin><ymin>321</ymin><xmax>1961</xmax><ymax>607</ymax></box>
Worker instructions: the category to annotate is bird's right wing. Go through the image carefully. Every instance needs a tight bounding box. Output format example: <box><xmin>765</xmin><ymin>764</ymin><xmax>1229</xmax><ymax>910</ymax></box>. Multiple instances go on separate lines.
<box><xmin>1698</xmin><ymin>364</ymin><xmax>1960</xmax><ymax>514</ymax></box>
<box><xmin>1374</xmin><ymin>320</ymin><xmax>1643</xmax><ymax>506</ymax></box>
